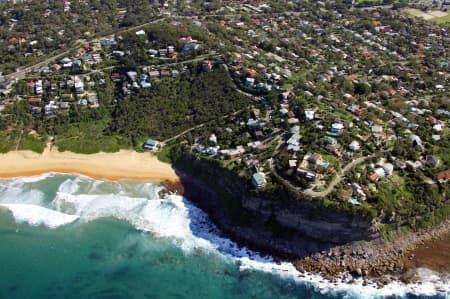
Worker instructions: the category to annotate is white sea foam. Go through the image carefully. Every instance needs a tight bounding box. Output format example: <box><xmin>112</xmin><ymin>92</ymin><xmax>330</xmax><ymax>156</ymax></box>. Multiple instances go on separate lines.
<box><xmin>1</xmin><ymin>174</ymin><xmax>449</xmax><ymax>298</ymax></box>
<box><xmin>1</xmin><ymin>172</ymin><xmax>57</xmax><ymax>183</ymax></box>
<box><xmin>0</xmin><ymin>203</ymin><xmax>79</xmax><ymax>228</ymax></box>
<box><xmin>0</xmin><ymin>177</ymin><xmax>46</xmax><ymax>206</ymax></box>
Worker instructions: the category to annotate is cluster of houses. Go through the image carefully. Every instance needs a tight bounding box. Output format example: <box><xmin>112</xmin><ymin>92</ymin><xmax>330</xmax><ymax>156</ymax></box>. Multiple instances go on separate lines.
<box><xmin>1</xmin><ymin>0</ymin><xmax>448</xmax><ymax>202</ymax></box>
<box><xmin>22</xmin><ymin>75</ymin><xmax>99</xmax><ymax>115</ymax></box>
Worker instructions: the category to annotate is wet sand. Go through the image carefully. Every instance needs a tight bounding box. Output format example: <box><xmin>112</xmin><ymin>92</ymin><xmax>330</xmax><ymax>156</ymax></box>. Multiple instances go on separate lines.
<box><xmin>403</xmin><ymin>233</ymin><xmax>450</xmax><ymax>274</ymax></box>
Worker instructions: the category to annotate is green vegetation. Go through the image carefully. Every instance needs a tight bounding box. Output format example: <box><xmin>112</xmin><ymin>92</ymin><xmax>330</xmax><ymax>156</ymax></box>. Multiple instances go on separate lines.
<box><xmin>433</xmin><ymin>14</ymin><xmax>450</xmax><ymax>27</ymax></box>
<box><xmin>55</xmin><ymin>119</ymin><xmax>129</xmax><ymax>154</ymax></box>
<box><xmin>109</xmin><ymin>66</ymin><xmax>251</xmax><ymax>141</ymax></box>
<box><xmin>0</xmin><ymin>0</ymin><xmax>448</xmax><ymax>238</ymax></box>
<box><xmin>18</xmin><ymin>133</ymin><xmax>46</xmax><ymax>153</ymax></box>
<box><xmin>0</xmin><ymin>130</ymin><xmax>19</xmax><ymax>153</ymax></box>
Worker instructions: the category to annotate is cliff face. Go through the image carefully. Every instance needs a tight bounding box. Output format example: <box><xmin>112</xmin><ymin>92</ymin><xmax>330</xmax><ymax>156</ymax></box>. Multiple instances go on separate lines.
<box><xmin>175</xmin><ymin>156</ymin><xmax>379</xmax><ymax>257</ymax></box>
<box><xmin>242</xmin><ymin>195</ymin><xmax>376</xmax><ymax>244</ymax></box>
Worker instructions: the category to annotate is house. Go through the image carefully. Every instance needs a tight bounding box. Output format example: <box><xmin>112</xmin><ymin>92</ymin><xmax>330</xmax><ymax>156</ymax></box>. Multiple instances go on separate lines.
<box><xmin>203</xmin><ymin>146</ymin><xmax>220</xmax><ymax>156</ymax></box>
<box><xmin>247</xmin><ymin>141</ymin><xmax>263</xmax><ymax>151</ymax></box>
<box><xmin>252</xmin><ymin>172</ymin><xmax>267</xmax><ymax>189</ymax></box>
<box><xmin>426</xmin><ymin>155</ymin><xmax>440</xmax><ymax>167</ymax></box>
<box><xmin>126</xmin><ymin>71</ymin><xmax>138</xmax><ymax>82</ymax></box>
<box><xmin>304</xmin><ymin>110</ymin><xmax>315</xmax><ymax>121</ymax></box>
<box><xmin>330</xmin><ymin>123</ymin><xmax>344</xmax><ymax>135</ymax></box>
<box><xmin>28</xmin><ymin>97</ymin><xmax>42</xmax><ymax>105</ymax></box>
<box><xmin>35</xmin><ymin>80</ymin><xmax>43</xmax><ymax>95</ymax></box>
<box><xmin>182</xmin><ymin>43</ymin><xmax>200</xmax><ymax>52</ymax></box>
<box><xmin>60</xmin><ymin>57</ymin><xmax>73</xmax><ymax>68</ymax></box>
<box><xmin>287</xmin><ymin>133</ymin><xmax>301</xmax><ymax>147</ymax></box>
<box><xmin>349</xmin><ymin>140</ymin><xmax>360</xmax><ymax>151</ymax></box>
<box><xmin>371</xmin><ymin>125</ymin><xmax>383</xmax><ymax>138</ymax></box>
<box><xmin>396</xmin><ymin>160</ymin><xmax>407</xmax><ymax>170</ymax></box>
<box><xmin>148</xmin><ymin>70</ymin><xmax>160</xmax><ymax>78</ymax></box>
<box><xmin>279</xmin><ymin>108</ymin><xmax>288</xmax><ymax>116</ymax></box>
<box><xmin>406</xmin><ymin>160</ymin><xmax>423</xmax><ymax>171</ymax></box>
<box><xmin>347</xmin><ymin>105</ymin><xmax>362</xmax><ymax>114</ymax></box>
<box><xmin>135</xmin><ymin>29</ymin><xmax>146</xmax><ymax>36</ymax></box>
<box><xmin>209</xmin><ymin>134</ymin><xmax>217</xmax><ymax>144</ymax></box>
<box><xmin>308</xmin><ymin>153</ymin><xmax>323</xmax><ymax>165</ymax></box>
<box><xmin>61</xmin><ymin>94</ymin><xmax>74</xmax><ymax>101</ymax></box>
<box><xmin>52</xmin><ymin>64</ymin><xmax>62</xmax><ymax>71</ymax></box>
<box><xmin>338</xmin><ymin>188</ymin><xmax>353</xmax><ymax>201</ymax></box>
<box><xmin>143</xmin><ymin>139</ymin><xmax>159</xmax><ymax>150</ymax></box>
<box><xmin>160</xmin><ymin>70</ymin><xmax>171</xmax><ymax>77</ymax></box>
<box><xmin>112</xmin><ymin>50</ymin><xmax>125</xmax><ymax>57</ymax></box>
<box><xmin>436</xmin><ymin>169</ymin><xmax>450</xmax><ymax>183</ymax></box>
<box><xmin>409</xmin><ymin>134</ymin><xmax>424</xmax><ymax>149</ymax></box>
<box><xmin>149</xmin><ymin>49</ymin><xmax>159</xmax><ymax>57</ymax></box>
<box><xmin>321</xmin><ymin>136</ymin><xmax>337</xmax><ymax>145</ymax></box>
<box><xmin>171</xmin><ymin>70</ymin><xmax>180</xmax><ymax>77</ymax></box>
<box><xmin>73</xmin><ymin>76</ymin><xmax>84</xmax><ymax>93</ymax></box>
<box><xmin>159</xmin><ymin>49</ymin><xmax>168</xmax><ymax>57</ymax></box>
<box><xmin>370</xmin><ymin>168</ymin><xmax>385</xmax><ymax>181</ymax></box>
<box><xmin>60</xmin><ymin>102</ymin><xmax>70</xmax><ymax>109</ymax></box>
<box><xmin>381</xmin><ymin>163</ymin><xmax>394</xmax><ymax>176</ymax></box>
<box><xmin>227</xmin><ymin>146</ymin><xmax>246</xmax><ymax>159</ymax></box>
<box><xmin>297</xmin><ymin>169</ymin><xmax>316</xmax><ymax>181</ymax></box>
<box><xmin>325</xmin><ymin>144</ymin><xmax>341</xmax><ymax>157</ymax></box>
<box><xmin>202</xmin><ymin>61</ymin><xmax>214</xmax><ymax>72</ymax></box>
<box><xmin>287</xmin><ymin>118</ymin><xmax>299</xmax><ymax>125</ymax></box>
<box><xmin>100</xmin><ymin>38</ymin><xmax>117</xmax><ymax>47</ymax></box>
<box><xmin>245</xmin><ymin>77</ymin><xmax>255</xmax><ymax>87</ymax></box>
<box><xmin>369</xmin><ymin>172</ymin><xmax>379</xmax><ymax>181</ymax></box>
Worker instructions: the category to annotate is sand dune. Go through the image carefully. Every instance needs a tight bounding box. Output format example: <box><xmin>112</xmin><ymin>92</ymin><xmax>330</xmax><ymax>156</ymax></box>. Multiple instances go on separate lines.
<box><xmin>0</xmin><ymin>145</ymin><xmax>179</xmax><ymax>182</ymax></box>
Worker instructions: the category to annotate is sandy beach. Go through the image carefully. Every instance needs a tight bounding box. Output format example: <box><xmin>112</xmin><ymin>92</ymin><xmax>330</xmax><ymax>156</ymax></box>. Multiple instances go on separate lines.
<box><xmin>0</xmin><ymin>146</ymin><xmax>179</xmax><ymax>182</ymax></box>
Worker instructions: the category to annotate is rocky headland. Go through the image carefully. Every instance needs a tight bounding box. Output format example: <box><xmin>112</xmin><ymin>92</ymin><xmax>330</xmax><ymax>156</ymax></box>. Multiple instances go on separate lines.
<box><xmin>160</xmin><ymin>155</ymin><xmax>450</xmax><ymax>285</ymax></box>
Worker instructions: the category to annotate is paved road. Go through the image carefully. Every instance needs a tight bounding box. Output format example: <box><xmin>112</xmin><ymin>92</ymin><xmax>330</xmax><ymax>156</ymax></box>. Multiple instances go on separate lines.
<box><xmin>5</xmin><ymin>18</ymin><xmax>165</xmax><ymax>81</ymax></box>
<box><xmin>161</xmin><ymin>109</ymin><xmax>243</xmax><ymax>145</ymax></box>
<box><xmin>5</xmin><ymin>48</ymin><xmax>74</xmax><ymax>81</ymax></box>
<box><xmin>303</xmin><ymin>155</ymin><xmax>372</xmax><ymax>198</ymax></box>
<box><xmin>270</xmin><ymin>150</ymin><xmax>372</xmax><ymax>198</ymax></box>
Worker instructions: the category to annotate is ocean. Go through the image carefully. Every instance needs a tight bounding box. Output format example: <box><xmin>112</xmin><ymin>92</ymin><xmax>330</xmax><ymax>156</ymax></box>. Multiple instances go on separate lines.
<box><xmin>0</xmin><ymin>174</ymin><xmax>448</xmax><ymax>299</ymax></box>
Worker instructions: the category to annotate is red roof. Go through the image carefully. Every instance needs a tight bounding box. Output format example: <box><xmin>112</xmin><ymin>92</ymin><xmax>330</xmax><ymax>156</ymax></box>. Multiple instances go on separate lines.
<box><xmin>28</xmin><ymin>97</ymin><xmax>41</xmax><ymax>103</ymax></box>
<box><xmin>371</xmin><ymin>20</ymin><xmax>381</xmax><ymax>26</ymax></box>
<box><xmin>436</xmin><ymin>169</ymin><xmax>450</xmax><ymax>182</ymax></box>
<box><xmin>416</xmin><ymin>53</ymin><xmax>426</xmax><ymax>58</ymax></box>
<box><xmin>369</xmin><ymin>173</ymin><xmax>379</xmax><ymax>181</ymax></box>
<box><xmin>246</xmin><ymin>68</ymin><xmax>257</xmax><ymax>76</ymax></box>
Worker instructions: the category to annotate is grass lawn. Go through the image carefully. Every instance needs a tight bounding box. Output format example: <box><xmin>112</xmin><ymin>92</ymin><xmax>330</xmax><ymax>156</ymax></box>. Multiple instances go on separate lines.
<box><xmin>433</xmin><ymin>13</ymin><xmax>450</xmax><ymax>26</ymax></box>
<box><xmin>332</xmin><ymin>109</ymin><xmax>355</xmax><ymax>121</ymax></box>
<box><xmin>405</xmin><ymin>8</ymin><xmax>450</xmax><ymax>26</ymax></box>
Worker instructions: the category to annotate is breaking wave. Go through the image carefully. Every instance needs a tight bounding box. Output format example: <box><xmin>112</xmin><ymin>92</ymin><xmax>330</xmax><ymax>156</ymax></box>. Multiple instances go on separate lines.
<box><xmin>0</xmin><ymin>174</ymin><xmax>448</xmax><ymax>299</ymax></box>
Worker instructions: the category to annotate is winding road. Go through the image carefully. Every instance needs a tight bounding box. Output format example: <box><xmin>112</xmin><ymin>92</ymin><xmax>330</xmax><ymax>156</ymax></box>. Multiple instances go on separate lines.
<box><xmin>270</xmin><ymin>146</ymin><xmax>373</xmax><ymax>198</ymax></box>
<box><xmin>302</xmin><ymin>155</ymin><xmax>372</xmax><ymax>198</ymax></box>
<box><xmin>5</xmin><ymin>18</ymin><xmax>166</xmax><ymax>81</ymax></box>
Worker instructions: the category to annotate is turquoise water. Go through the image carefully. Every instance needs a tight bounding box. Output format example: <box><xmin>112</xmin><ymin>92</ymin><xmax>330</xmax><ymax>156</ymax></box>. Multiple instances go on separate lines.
<box><xmin>0</xmin><ymin>174</ymin><xmax>448</xmax><ymax>299</ymax></box>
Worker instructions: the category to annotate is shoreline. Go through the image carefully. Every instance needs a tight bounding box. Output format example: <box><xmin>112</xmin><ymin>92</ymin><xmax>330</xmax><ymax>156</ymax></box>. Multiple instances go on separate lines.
<box><xmin>293</xmin><ymin>221</ymin><xmax>450</xmax><ymax>285</ymax></box>
<box><xmin>1</xmin><ymin>147</ymin><xmax>448</xmax><ymax>287</ymax></box>
<box><xmin>0</xmin><ymin>146</ymin><xmax>179</xmax><ymax>182</ymax></box>
<box><xmin>160</xmin><ymin>167</ymin><xmax>450</xmax><ymax>286</ymax></box>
